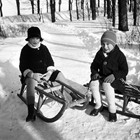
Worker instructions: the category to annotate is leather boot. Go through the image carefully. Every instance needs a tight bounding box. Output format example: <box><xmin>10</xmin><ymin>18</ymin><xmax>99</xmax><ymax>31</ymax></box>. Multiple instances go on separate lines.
<box><xmin>26</xmin><ymin>104</ymin><xmax>36</xmax><ymax>122</ymax></box>
<box><xmin>109</xmin><ymin>112</ymin><xmax>117</xmax><ymax>122</ymax></box>
<box><xmin>90</xmin><ymin>105</ymin><xmax>104</xmax><ymax>116</ymax></box>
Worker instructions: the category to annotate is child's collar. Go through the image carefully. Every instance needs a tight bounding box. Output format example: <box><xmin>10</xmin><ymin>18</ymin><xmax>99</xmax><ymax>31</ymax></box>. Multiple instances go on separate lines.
<box><xmin>28</xmin><ymin>42</ymin><xmax>41</xmax><ymax>49</ymax></box>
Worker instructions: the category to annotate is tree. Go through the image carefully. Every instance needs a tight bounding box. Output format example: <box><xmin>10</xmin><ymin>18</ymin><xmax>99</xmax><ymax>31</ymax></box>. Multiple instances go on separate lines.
<box><xmin>107</xmin><ymin>0</ymin><xmax>112</xmax><ymax>19</ymax></box>
<box><xmin>112</xmin><ymin>0</ymin><xmax>116</xmax><ymax>27</ymax></box>
<box><xmin>81</xmin><ymin>0</ymin><xmax>84</xmax><ymax>20</ymax></box>
<box><xmin>46</xmin><ymin>0</ymin><xmax>49</xmax><ymax>13</ymax></box>
<box><xmin>90</xmin><ymin>0</ymin><xmax>96</xmax><ymax>20</ymax></box>
<box><xmin>50</xmin><ymin>0</ymin><xmax>56</xmax><ymax>22</ymax></box>
<box><xmin>37</xmin><ymin>0</ymin><xmax>40</xmax><ymax>14</ymax></box>
<box><xmin>58</xmin><ymin>0</ymin><xmax>61</xmax><ymax>12</ymax></box>
<box><xmin>118</xmin><ymin>0</ymin><xmax>129</xmax><ymax>31</ymax></box>
<box><xmin>98</xmin><ymin>0</ymin><xmax>100</xmax><ymax>7</ymax></box>
<box><xmin>0</xmin><ymin>0</ymin><xmax>3</xmax><ymax>17</ymax></box>
<box><xmin>76</xmin><ymin>0</ymin><xmax>79</xmax><ymax>20</ymax></box>
<box><xmin>16</xmin><ymin>0</ymin><xmax>20</xmax><ymax>15</ymax></box>
<box><xmin>133</xmin><ymin>0</ymin><xmax>138</xmax><ymax>26</ymax></box>
<box><xmin>30</xmin><ymin>0</ymin><xmax>34</xmax><ymax>14</ymax></box>
<box><xmin>69</xmin><ymin>0</ymin><xmax>73</xmax><ymax>21</ymax></box>
<box><xmin>104</xmin><ymin>0</ymin><xmax>107</xmax><ymax>17</ymax></box>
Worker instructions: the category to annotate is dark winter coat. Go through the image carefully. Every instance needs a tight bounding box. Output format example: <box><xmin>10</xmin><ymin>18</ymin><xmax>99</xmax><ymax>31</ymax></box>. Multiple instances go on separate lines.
<box><xmin>19</xmin><ymin>43</ymin><xmax>54</xmax><ymax>75</ymax></box>
<box><xmin>90</xmin><ymin>45</ymin><xmax>128</xmax><ymax>81</ymax></box>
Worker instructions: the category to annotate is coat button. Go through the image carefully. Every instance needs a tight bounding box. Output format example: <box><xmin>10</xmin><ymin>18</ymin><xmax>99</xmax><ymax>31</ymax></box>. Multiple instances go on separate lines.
<box><xmin>103</xmin><ymin>61</ymin><xmax>107</xmax><ymax>65</ymax></box>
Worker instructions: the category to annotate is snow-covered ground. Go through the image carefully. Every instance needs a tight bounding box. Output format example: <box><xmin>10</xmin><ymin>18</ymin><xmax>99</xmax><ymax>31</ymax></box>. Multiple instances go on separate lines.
<box><xmin>1</xmin><ymin>4</ymin><xmax>140</xmax><ymax>140</ymax></box>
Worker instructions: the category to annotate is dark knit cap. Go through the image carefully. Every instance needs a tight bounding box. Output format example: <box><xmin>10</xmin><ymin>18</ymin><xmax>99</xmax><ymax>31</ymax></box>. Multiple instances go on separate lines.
<box><xmin>101</xmin><ymin>30</ymin><xmax>116</xmax><ymax>46</ymax></box>
<box><xmin>25</xmin><ymin>26</ymin><xmax>43</xmax><ymax>41</ymax></box>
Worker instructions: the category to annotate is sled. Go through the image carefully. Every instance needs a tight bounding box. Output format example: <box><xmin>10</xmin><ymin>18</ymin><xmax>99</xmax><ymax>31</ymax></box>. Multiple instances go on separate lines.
<box><xmin>99</xmin><ymin>80</ymin><xmax>140</xmax><ymax>119</ymax></box>
<box><xmin>17</xmin><ymin>78</ymin><xmax>90</xmax><ymax>123</ymax></box>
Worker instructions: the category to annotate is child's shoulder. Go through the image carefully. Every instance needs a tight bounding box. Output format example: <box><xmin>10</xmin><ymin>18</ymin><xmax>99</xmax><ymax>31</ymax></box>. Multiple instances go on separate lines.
<box><xmin>40</xmin><ymin>43</ymin><xmax>49</xmax><ymax>50</ymax></box>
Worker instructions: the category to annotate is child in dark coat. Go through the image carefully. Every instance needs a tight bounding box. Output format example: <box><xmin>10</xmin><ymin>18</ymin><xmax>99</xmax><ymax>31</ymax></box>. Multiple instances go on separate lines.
<box><xmin>19</xmin><ymin>26</ymin><xmax>72</xmax><ymax>122</ymax></box>
<box><xmin>89</xmin><ymin>30</ymin><xmax>128</xmax><ymax>122</ymax></box>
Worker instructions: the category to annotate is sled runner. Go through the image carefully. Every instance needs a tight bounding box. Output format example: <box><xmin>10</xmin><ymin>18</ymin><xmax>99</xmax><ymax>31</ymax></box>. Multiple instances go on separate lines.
<box><xmin>17</xmin><ymin>78</ymin><xmax>90</xmax><ymax>123</ymax></box>
<box><xmin>87</xmin><ymin>79</ymin><xmax>140</xmax><ymax>119</ymax></box>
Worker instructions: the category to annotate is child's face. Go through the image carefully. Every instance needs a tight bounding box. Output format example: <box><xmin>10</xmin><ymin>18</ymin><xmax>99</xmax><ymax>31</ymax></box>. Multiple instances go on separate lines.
<box><xmin>28</xmin><ymin>37</ymin><xmax>40</xmax><ymax>47</ymax></box>
<box><xmin>101</xmin><ymin>42</ymin><xmax>114</xmax><ymax>53</ymax></box>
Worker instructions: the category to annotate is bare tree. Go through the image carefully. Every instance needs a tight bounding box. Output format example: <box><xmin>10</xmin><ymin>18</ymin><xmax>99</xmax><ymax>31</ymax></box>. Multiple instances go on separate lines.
<box><xmin>76</xmin><ymin>0</ymin><xmax>79</xmax><ymax>20</ymax></box>
<box><xmin>0</xmin><ymin>0</ymin><xmax>3</xmax><ymax>17</ymax></box>
<box><xmin>129</xmin><ymin>0</ymin><xmax>134</xmax><ymax>12</ymax></box>
<box><xmin>86</xmin><ymin>1</ymin><xmax>90</xmax><ymax>20</ymax></box>
<box><xmin>58</xmin><ymin>0</ymin><xmax>61</xmax><ymax>12</ymax></box>
<box><xmin>69</xmin><ymin>0</ymin><xmax>73</xmax><ymax>21</ymax></box>
<box><xmin>50</xmin><ymin>0</ymin><xmax>56</xmax><ymax>22</ymax></box>
<box><xmin>118</xmin><ymin>0</ymin><xmax>129</xmax><ymax>31</ymax></box>
<box><xmin>112</xmin><ymin>0</ymin><xmax>116</xmax><ymax>27</ymax></box>
<box><xmin>37</xmin><ymin>0</ymin><xmax>40</xmax><ymax>14</ymax></box>
<box><xmin>16</xmin><ymin>0</ymin><xmax>20</xmax><ymax>15</ymax></box>
<box><xmin>133</xmin><ymin>0</ymin><xmax>139</xmax><ymax>26</ymax></box>
<box><xmin>98</xmin><ymin>0</ymin><xmax>100</xmax><ymax>7</ymax></box>
<box><xmin>104</xmin><ymin>0</ymin><xmax>107</xmax><ymax>17</ymax></box>
<box><xmin>90</xmin><ymin>0</ymin><xmax>96</xmax><ymax>20</ymax></box>
<box><xmin>81</xmin><ymin>0</ymin><xmax>84</xmax><ymax>20</ymax></box>
<box><xmin>107</xmin><ymin>0</ymin><xmax>112</xmax><ymax>19</ymax></box>
<box><xmin>46</xmin><ymin>0</ymin><xmax>49</xmax><ymax>13</ymax></box>
<box><xmin>30</xmin><ymin>0</ymin><xmax>34</xmax><ymax>14</ymax></box>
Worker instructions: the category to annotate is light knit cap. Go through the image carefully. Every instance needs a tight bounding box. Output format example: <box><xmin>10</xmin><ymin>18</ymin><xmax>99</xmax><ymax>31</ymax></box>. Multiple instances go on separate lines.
<box><xmin>101</xmin><ymin>30</ymin><xmax>116</xmax><ymax>47</ymax></box>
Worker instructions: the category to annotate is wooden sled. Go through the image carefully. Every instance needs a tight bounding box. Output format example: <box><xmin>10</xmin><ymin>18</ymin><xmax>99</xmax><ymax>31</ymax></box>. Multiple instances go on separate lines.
<box><xmin>101</xmin><ymin>80</ymin><xmax>140</xmax><ymax>119</ymax></box>
<box><xmin>17</xmin><ymin>79</ymin><xmax>90</xmax><ymax>123</ymax></box>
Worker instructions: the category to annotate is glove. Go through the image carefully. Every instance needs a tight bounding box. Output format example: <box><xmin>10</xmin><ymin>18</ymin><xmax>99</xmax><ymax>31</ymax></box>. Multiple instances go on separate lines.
<box><xmin>91</xmin><ymin>73</ymin><xmax>100</xmax><ymax>81</ymax></box>
<box><xmin>33</xmin><ymin>73</ymin><xmax>43</xmax><ymax>82</ymax></box>
<box><xmin>104</xmin><ymin>74</ymin><xmax>115</xmax><ymax>83</ymax></box>
<box><xmin>41</xmin><ymin>71</ymin><xmax>53</xmax><ymax>82</ymax></box>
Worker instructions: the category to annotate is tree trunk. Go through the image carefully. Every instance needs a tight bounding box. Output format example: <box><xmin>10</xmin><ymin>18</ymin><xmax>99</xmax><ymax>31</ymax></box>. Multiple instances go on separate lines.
<box><xmin>16</xmin><ymin>0</ymin><xmax>20</xmax><ymax>15</ymax></box>
<box><xmin>81</xmin><ymin>0</ymin><xmax>84</xmax><ymax>20</ymax></box>
<box><xmin>58</xmin><ymin>0</ymin><xmax>61</xmax><ymax>12</ymax></box>
<box><xmin>0</xmin><ymin>0</ymin><xmax>3</xmax><ymax>17</ymax></box>
<box><xmin>37</xmin><ymin>0</ymin><xmax>40</xmax><ymax>14</ymax></box>
<box><xmin>112</xmin><ymin>0</ymin><xmax>116</xmax><ymax>27</ymax></box>
<box><xmin>118</xmin><ymin>0</ymin><xmax>129</xmax><ymax>31</ymax></box>
<box><xmin>104</xmin><ymin>0</ymin><xmax>107</xmax><ymax>17</ymax></box>
<box><xmin>76</xmin><ymin>0</ymin><xmax>79</xmax><ymax>20</ymax></box>
<box><xmin>90</xmin><ymin>0</ymin><xmax>96</xmax><ymax>20</ymax></box>
<box><xmin>107</xmin><ymin>0</ymin><xmax>112</xmax><ymax>19</ymax></box>
<box><xmin>46</xmin><ymin>0</ymin><xmax>49</xmax><ymax>13</ymax></box>
<box><xmin>50</xmin><ymin>0</ymin><xmax>56</xmax><ymax>22</ymax></box>
<box><xmin>30</xmin><ymin>0</ymin><xmax>34</xmax><ymax>14</ymax></box>
<box><xmin>133</xmin><ymin>0</ymin><xmax>138</xmax><ymax>26</ymax></box>
<box><xmin>86</xmin><ymin>1</ymin><xmax>90</xmax><ymax>20</ymax></box>
<box><xmin>69</xmin><ymin>0</ymin><xmax>72</xmax><ymax>21</ymax></box>
<box><xmin>98</xmin><ymin>0</ymin><xmax>100</xmax><ymax>7</ymax></box>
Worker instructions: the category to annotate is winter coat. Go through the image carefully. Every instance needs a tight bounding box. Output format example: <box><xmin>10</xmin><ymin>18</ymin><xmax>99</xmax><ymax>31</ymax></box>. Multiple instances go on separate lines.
<box><xmin>19</xmin><ymin>43</ymin><xmax>54</xmax><ymax>75</ymax></box>
<box><xmin>90</xmin><ymin>45</ymin><xmax>128</xmax><ymax>80</ymax></box>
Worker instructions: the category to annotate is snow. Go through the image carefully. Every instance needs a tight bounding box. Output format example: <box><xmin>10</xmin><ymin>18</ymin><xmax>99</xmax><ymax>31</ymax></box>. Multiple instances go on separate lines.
<box><xmin>1</xmin><ymin>9</ymin><xmax>140</xmax><ymax>140</ymax></box>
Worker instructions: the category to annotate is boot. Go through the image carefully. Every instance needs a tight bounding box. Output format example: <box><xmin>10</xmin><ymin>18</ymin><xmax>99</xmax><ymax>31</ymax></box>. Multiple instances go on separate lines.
<box><xmin>109</xmin><ymin>112</ymin><xmax>117</xmax><ymax>122</ymax></box>
<box><xmin>26</xmin><ymin>104</ymin><xmax>36</xmax><ymax>122</ymax></box>
<box><xmin>90</xmin><ymin>105</ymin><xmax>104</xmax><ymax>116</ymax></box>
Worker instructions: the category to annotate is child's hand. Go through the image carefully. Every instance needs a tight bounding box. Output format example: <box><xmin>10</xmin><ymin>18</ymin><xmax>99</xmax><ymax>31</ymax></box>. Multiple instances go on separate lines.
<box><xmin>104</xmin><ymin>74</ymin><xmax>115</xmax><ymax>83</ymax></box>
<box><xmin>91</xmin><ymin>73</ymin><xmax>101</xmax><ymax>81</ymax></box>
<box><xmin>42</xmin><ymin>71</ymin><xmax>52</xmax><ymax>82</ymax></box>
<box><xmin>33</xmin><ymin>73</ymin><xmax>43</xmax><ymax>82</ymax></box>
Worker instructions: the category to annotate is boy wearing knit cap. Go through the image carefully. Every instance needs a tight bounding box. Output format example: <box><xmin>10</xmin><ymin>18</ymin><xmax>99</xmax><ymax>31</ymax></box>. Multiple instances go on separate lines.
<box><xmin>89</xmin><ymin>30</ymin><xmax>128</xmax><ymax>122</ymax></box>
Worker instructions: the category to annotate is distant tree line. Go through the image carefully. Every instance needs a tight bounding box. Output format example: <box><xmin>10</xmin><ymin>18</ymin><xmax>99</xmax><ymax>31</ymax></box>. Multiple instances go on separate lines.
<box><xmin>0</xmin><ymin>0</ymin><xmax>140</xmax><ymax>31</ymax></box>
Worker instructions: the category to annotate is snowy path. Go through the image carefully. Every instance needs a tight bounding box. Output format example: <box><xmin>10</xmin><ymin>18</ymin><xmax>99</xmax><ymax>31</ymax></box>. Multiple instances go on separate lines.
<box><xmin>0</xmin><ymin>21</ymin><xmax>140</xmax><ymax>140</ymax></box>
